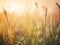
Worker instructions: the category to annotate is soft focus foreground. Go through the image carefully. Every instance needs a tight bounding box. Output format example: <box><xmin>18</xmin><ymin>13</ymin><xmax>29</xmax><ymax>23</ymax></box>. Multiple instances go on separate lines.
<box><xmin>0</xmin><ymin>0</ymin><xmax>60</xmax><ymax>45</ymax></box>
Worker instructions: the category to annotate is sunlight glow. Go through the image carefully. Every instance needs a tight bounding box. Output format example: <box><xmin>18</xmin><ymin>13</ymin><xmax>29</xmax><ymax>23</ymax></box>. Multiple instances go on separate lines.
<box><xmin>4</xmin><ymin>2</ymin><xmax>27</xmax><ymax>14</ymax></box>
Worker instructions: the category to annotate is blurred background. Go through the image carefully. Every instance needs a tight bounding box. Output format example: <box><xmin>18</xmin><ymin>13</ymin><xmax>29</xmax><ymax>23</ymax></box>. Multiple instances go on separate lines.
<box><xmin>0</xmin><ymin>0</ymin><xmax>60</xmax><ymax>45</ymax></box>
